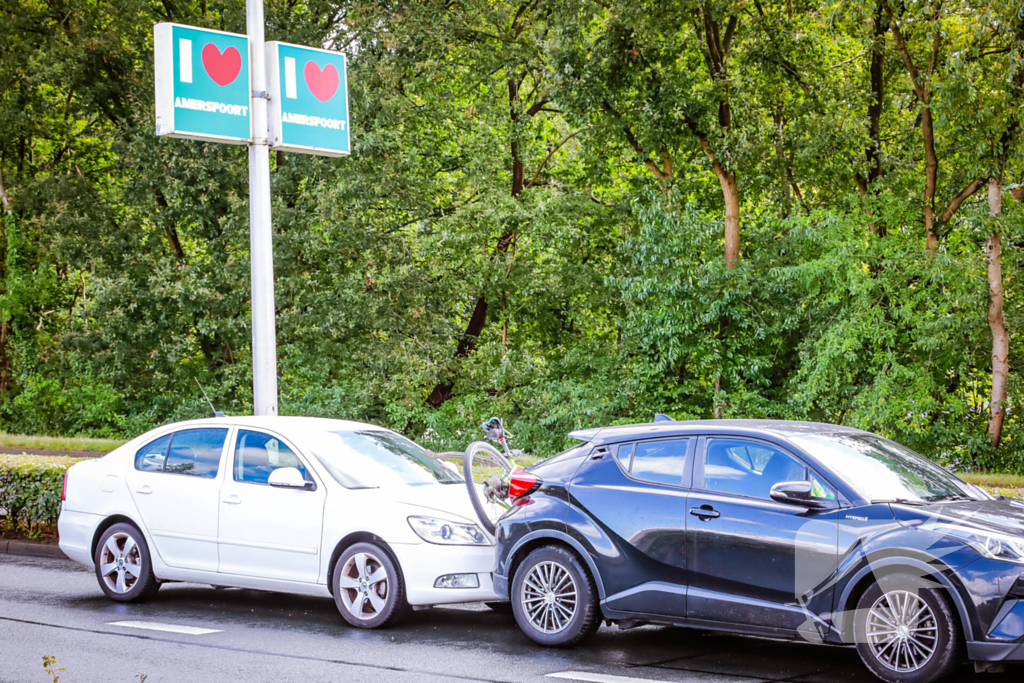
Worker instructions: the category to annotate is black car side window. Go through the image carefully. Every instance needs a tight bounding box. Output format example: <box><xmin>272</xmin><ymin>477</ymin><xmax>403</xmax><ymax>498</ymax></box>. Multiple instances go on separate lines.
<box><xmin>703</xmin><ymin>438</ymin><xmax>835</xmax><ymax>501</ymax></box>
<box><xmin>628</xmin><ymin>438</ymin><xmax>690</xmax><ymax>486</ymax></box>
<box><xmin>614</xmin><ymin>443</ymin><xmax>634</xmax><ymax>472</ymax></box>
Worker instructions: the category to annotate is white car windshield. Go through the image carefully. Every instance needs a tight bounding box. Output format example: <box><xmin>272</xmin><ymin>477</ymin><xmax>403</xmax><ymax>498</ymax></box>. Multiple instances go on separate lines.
<box><xmin>791</xmin><ymin>433</ymin><xmax>984</xmax><ymax>503</ymax></box>
<box><xmin>306</xmin><ymin>429</ymin><xmax>462</xmax><ymax>488</ymax></box>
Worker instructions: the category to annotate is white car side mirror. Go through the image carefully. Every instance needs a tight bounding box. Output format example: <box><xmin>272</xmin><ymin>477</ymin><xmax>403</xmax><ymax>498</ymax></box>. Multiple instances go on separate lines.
<box><xmin>268</xmin><ymin>467</ymin><xmax>311</xmax><ymax>490</ymax></box>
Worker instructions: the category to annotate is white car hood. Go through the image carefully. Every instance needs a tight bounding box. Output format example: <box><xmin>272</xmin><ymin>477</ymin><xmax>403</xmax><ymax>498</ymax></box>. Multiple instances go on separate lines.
<box><xmin>380</xmin><ymin>483</ymin><xmax>482</xmax><ymax>525</ymax></box>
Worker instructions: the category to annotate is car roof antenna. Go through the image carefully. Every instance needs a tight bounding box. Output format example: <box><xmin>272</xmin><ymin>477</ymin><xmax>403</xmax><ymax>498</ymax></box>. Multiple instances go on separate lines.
<box><xmin>654</xmin><ymin>413</ymin><xmax>675</xmax><ymax>422</ymax></box>
<box><xmin>194</xmin><ymin>378</ymin><xmax>226</xmax><ymax>417</ymax></box>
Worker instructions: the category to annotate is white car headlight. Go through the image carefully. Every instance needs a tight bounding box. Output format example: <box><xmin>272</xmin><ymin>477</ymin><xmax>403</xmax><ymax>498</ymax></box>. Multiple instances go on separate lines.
<box><xmin>924</xmin><ymin>523</ymin><xmax>1024</xmax><ymax>565</ymax></box>
<box><xmin>407</xmin><ymin>516</ymin><xmax>489</xmax><ymax>546</ymax></box>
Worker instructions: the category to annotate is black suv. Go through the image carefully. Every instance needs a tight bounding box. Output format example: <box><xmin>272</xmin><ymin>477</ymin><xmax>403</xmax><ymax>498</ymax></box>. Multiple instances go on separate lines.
<box><xmin>492</xmin><ymin>420</ymin><xmax>1024</xmax><ymax>683</ymax></box>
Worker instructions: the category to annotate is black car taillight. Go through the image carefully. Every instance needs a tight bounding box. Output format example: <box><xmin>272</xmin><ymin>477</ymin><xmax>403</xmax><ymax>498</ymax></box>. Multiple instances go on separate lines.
<box><xmin>508</xmin><ymin>468</ymin><xmax>542</xmax><ymax>500</ymax></box>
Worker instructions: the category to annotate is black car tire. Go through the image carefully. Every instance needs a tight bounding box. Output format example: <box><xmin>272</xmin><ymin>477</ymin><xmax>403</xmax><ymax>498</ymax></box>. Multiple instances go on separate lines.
<box><xmin>854</xmin><ymin>575</ymin><xmax>964</xmax><ymax>683</ymax></box>
<box><xmin>332</xmin><ymin>542</ymin><xmax>406</xmax><ymax>629</ymax></box>
<box><xmin>94</xmin><ymin>523</ymin><xmax>160</xmax><ymax>602</ymax></box>
<box><xmin>511</xmin><ymin>545</ymin><xmax>600</xmax><ymax>647</ymax></box>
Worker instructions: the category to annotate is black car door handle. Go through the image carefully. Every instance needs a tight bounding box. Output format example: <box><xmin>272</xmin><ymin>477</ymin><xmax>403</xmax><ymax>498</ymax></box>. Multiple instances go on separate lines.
<box><xmin>690</xmin><ymin>506</ymin><xmax>720</xmax><ymax>519</ymax></box>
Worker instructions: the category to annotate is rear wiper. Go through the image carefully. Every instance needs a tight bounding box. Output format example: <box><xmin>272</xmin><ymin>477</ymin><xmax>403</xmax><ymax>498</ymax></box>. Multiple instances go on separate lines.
<box><xmin>872</xmin><ymin>498</ymin><xmax>925</xmax><ymax>506</ymax></box>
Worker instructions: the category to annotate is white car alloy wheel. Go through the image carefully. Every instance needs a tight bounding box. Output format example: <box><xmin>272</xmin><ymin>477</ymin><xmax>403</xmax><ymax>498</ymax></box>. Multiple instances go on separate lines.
<box><xmin>520</xmin><ymin>560</ymin><xmax>579</xmax><ymax>635</ymax></box>
<box><xmin>865</xmin><ymin>589</ymin><xmax>938</xmax><ymax>673</ymax></box>
<box><xmin>337</xmin><ymin>551</ymin><xmax>391</xmax><ymax>621</ymax></box>
<box><xmin>99</xmin><ymin>531</ymin><xmax>143</xmax><ymax>595</ymax></box>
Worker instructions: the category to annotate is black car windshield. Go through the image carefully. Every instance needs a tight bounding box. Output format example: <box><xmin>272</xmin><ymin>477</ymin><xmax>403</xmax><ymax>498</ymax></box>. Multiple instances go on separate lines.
<box><xmin>307</xmin><ymin>430</ymin><xmax>462</xmax><ymax>488</ymax></box>
<box><xmin>790</xmin><ymin>433</ymin><xmax>984</xmax><ymax>503</ymax></box>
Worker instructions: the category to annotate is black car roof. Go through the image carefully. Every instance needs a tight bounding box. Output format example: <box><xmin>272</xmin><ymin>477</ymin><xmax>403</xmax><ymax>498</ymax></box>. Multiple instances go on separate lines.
<box><xmin>568</xmin><ymin>419</ymin><xmax>871</xmax><ymax>445</ymax></box>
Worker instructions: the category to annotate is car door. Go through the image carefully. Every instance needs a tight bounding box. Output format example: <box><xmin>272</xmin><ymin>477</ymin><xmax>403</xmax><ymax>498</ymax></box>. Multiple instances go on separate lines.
<box><xmin>569</xmin><ymin>437</ymin><xmax>694</xmax><ymax>618</ymax></box>
<box><xmin>686</xmin><ymin>436</ymin><xmax>840</xmax><ymax>635</ymax></box>
<box><xmin>125</xmin><ymin>427</ymin><xmax>231</xmax><ymax>572</ymax></box>
<box><xmin>217</xmin><ymin>428</ymin><xmax>326</xmax><ymax>583</ymax></box>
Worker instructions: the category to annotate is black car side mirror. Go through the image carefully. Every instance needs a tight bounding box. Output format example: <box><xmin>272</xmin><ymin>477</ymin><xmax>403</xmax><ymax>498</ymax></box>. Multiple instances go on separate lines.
<box><xmin>770</xmin><ymin>481</ymin><xmax>833</xmax><ymax>509</ymax></box>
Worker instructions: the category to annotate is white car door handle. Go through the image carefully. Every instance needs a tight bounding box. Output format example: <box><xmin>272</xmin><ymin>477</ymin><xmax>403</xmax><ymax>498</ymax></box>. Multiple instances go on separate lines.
<box><xmin>223</xmin><ymin>494</ymin><xmax>241</xmax><ymax>505</ymax></box>
<box><xmin>136</xmin><ymin>485</ymin><xmax>152</xmax><ymax>495</ymax></box>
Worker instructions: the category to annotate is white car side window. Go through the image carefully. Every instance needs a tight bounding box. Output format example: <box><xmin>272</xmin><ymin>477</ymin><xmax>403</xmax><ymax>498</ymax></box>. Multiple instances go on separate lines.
<box><xmin>234</xmin><ymin>430</ymin><xmax>309</xmax><ymax>485</ymax></box>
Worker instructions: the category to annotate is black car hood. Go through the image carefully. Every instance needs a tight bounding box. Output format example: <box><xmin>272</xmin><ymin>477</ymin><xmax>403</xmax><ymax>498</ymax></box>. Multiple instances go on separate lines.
<box><xmin>892</xmin><ymin>498</ymin><xmax>1024</xmax><ymax>538</ymax></box>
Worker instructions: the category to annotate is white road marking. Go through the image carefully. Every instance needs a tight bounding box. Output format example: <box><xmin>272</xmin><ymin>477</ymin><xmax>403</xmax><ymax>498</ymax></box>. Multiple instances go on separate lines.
<box><xmin>547</xmin><ymin>672</ymin><xmax>674</xmax><ymax>683</ymax></box>
<box><xmin>107</xmin><ymin>620</ymin><xmax>222</xmax><ymax>635</ymax></box>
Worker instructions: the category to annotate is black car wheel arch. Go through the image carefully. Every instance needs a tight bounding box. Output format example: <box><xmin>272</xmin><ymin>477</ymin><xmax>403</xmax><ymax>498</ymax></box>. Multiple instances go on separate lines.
<box><xmin>835</xmin><ymin>556</ymin><xmax>977</xmax><ymax>645</ymax></box>
<box><xmin>502</xmin><ymin>531</ymin><xmax>607</xmax><ymax>602</ymax></box>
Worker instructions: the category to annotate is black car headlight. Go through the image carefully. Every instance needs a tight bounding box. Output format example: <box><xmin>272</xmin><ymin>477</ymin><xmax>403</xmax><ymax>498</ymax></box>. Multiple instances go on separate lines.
<box><xmin>407</xmin><ymin>516</ymin><xmax>489</xmax><ymax>546</ymax></box>
<box><xmin>924</xmin><ymin>523</ymin><xmax>1024</xmax><ymax>565</ymax></box>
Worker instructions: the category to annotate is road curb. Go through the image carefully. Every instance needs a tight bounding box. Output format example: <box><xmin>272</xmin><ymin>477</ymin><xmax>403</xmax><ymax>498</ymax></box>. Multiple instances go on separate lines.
<box><xmin>3</xmin><ymin>540</ymin><xmax>68</xmax><ymax>559</ymax></box>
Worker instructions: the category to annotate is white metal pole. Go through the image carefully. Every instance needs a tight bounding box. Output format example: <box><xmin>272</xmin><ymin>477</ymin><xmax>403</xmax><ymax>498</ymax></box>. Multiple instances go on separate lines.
<box><xmin>246</xmin><ymin>0</ymin><xmax>279</xmax><ymax>416</ymax></box>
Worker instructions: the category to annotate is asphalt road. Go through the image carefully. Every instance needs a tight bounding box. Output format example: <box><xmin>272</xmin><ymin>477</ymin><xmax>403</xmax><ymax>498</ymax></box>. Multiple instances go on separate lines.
<box><xmin>1</xmin><ymin>554</ymin><xmax>1019</xmax><ymax>683</ymax></box>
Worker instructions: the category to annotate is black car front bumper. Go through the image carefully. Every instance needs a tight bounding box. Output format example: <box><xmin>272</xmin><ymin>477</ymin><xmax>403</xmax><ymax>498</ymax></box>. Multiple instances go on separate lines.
<box><xmin>492</xmin><ymin>572</ymin><xmax>509</xmax><ymax>600</ymax></box>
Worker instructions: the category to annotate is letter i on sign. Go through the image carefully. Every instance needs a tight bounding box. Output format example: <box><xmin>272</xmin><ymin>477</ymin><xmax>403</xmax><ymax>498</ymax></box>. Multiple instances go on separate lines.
<box><xmin>180</xmin><ymin>39</ymin><xmax>193</xmax><ymax>83</ymax></box>
<box><xmin>284</xmin><ymin>57</ymin><xmax>297</xmax><ymax>99</ymax></box>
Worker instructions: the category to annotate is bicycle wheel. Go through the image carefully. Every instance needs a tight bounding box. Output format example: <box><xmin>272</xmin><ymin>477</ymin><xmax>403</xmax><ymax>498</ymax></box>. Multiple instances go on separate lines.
<box><xmin>462</xmin><ymin>440</ymin><xmax>514</xmax><ymax>534</ymax></box>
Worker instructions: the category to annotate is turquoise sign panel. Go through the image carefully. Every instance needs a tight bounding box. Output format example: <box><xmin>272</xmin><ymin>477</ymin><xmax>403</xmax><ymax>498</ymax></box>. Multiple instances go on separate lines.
<box><xmin>154</xmin><ymin>23</ymin><xmax>251</xmax><ymax>144</ymax></box>
<box><xmin>266</xmin><ymin>42</ymin><xmax>350</xmax><ymax>156</ymax></box>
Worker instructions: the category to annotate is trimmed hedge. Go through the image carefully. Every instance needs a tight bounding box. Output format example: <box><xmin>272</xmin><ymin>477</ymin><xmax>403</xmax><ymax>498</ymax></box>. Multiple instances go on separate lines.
<box><xmin>0</xmin><ymin>454</ymin><xmax>80</xmax><ymax>531</ymax></box>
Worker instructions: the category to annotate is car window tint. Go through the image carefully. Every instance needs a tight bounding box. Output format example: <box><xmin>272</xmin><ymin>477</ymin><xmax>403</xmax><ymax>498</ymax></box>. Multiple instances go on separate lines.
<box><xmin>234</xmin><ymin>430</ymin><xmax>308</xmax><ymax>485</ymax></box>
<box><xmin>164</xmin><ymin>429</ymin><xmax>228</xmax><ymax>478</ymax></box>
<box><xmin>615</xmin><ymin>443</ymin><xmax>634</xmax><ymax>472</ymax></box>
<box><xmin>135</xmin><ymin>435</ymin><xmax>170</xmax><ymax>472</ymax></box>
<box><xmin>704</xmin><ymin>438</ymin><xmax>812</xmax><ymax>500</ymax></box>
<box><xmin>629</xmin><ymin>439</ymin><xmax>689</xmax><ymax>486</ymax></box>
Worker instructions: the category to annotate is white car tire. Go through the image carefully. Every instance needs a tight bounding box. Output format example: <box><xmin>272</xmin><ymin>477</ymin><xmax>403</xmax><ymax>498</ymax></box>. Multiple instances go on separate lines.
<box><xmin>94</xmin><ymin>523</ymin><xmax>160</xmax><ymax>602</ymax></box>
<box><xmin>332</xmin><ymin>542</ymin><xmax>406</xmax><ymax>629</ymax></box>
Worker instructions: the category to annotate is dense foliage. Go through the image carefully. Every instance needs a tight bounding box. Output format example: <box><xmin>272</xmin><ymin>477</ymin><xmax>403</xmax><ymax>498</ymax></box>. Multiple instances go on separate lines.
<box><xmin>0</xmin><ymin>455</ymin><xmax>78</xmax><ymax>531</ymax></box>
<box><xmin>1</xmin><ymin>0</ymin><xmax>1023</xmax><ymax>470</ymax></box>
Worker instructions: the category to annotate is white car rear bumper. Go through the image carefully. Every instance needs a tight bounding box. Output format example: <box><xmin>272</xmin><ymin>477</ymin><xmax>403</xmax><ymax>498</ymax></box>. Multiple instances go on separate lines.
<box><xmin>391</xmin><ymin>541</ymin><xmax>501</xmax><ymax>605</ymax></box>
<box><xmin>58</xmin><ymin>507</ymin><xmax>101</xmax><ymax>567</ymax></box>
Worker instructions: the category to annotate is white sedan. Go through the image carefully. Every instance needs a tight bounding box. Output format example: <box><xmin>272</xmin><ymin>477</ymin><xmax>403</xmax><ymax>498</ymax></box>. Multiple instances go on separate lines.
<box><xmin>58</xmin><ymin>416</ymin><xmax>501</xmax><ymax>628</ymax></box>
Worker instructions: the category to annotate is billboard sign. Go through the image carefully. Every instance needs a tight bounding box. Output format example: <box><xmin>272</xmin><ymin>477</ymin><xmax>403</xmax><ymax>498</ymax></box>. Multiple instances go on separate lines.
<box><xmin>154</xmin><ymin>23</ymin><xmax>252</xmax><ymax>144</ymax></box>
<box><xmin>265</xmin><ymin>42</ymin><xmax>350</xmax><ymax>156</ymax></box>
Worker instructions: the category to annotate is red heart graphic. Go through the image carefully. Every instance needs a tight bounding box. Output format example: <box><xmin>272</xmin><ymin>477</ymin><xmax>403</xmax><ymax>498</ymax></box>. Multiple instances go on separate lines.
<box><xmin>201</xmin><ymin>43</ymin><xmax>241</xmax><ymax>87</ymax></box>
<box><xmin>304</xmin><ymin>61</ymin><xmax>339</xmax><ymax>102</ymax></box>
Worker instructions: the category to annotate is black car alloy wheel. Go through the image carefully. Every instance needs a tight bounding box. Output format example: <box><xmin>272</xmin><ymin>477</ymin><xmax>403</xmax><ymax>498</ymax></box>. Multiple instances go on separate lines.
<box><xmin>511</xmin><ymin>545</ymin><xmax>600</xmax><ymax>647</ymax></box>
<box><xmin>854</xmin><ymin>575</ymin><xmax>963</xmax><ymax>683</ymax></box>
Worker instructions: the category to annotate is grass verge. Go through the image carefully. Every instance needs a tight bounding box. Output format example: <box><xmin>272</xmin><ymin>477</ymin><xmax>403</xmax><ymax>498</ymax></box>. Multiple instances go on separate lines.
<box><xmin>0</xmin><ymin>432</ymin><xmax>124</xmax><ymax>454</ymax></box>
<box><xmin>960</xmin><ymin>472</ymin><xmax>1024</xmax><ymax>488</ymax></box>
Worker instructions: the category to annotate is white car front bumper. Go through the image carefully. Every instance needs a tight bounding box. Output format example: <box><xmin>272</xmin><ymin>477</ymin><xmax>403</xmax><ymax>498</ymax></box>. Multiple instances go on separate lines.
<box><xmin>391</xmin><ymin>541</ymin><xmax>501</xmax><ymax>605</ymax></box>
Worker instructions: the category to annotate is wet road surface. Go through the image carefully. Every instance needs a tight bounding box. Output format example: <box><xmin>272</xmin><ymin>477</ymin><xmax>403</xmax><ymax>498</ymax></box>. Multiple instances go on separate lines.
<box><xmin>1</xmin><ymin>554</ymin><xmax>1019</xmax><ymax>683</ymax></box>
